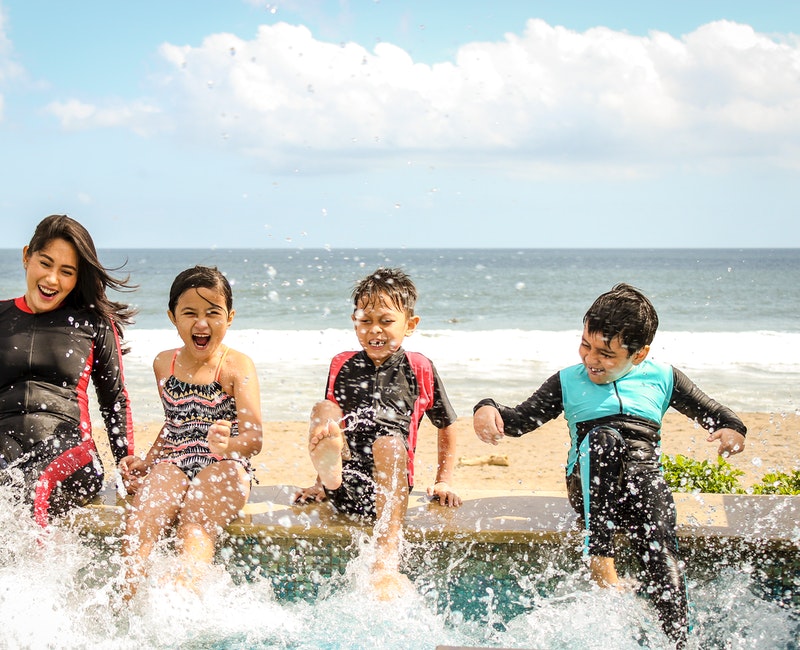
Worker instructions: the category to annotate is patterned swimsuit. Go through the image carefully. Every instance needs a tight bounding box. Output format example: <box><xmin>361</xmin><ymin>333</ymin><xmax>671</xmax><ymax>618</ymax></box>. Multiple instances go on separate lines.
<box><xmin>156</xmin><ymin>348</ymin><xmax>248</xmax><ymax>480</ymax></box>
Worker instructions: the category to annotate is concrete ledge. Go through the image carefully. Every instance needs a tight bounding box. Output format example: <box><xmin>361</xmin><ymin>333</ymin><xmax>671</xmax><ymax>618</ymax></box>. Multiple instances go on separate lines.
<box><xmin>67</xmin><ymin>485</ymin><xmax>800</xmax><ymax>551</ymax></box>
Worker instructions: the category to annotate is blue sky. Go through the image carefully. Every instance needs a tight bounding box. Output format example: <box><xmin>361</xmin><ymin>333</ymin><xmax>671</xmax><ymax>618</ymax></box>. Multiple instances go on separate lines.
<box><xmin>1</xmin><ymin>1</ymin><xmax>798</xmax><ymax>249</ymax></box>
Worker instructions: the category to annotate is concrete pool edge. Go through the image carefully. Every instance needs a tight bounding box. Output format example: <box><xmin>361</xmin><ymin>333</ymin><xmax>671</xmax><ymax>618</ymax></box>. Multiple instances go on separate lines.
<box><xmin>66</xmin><ymin>485</ymin><xmax>800</xmax><ymax>551</ymax></box>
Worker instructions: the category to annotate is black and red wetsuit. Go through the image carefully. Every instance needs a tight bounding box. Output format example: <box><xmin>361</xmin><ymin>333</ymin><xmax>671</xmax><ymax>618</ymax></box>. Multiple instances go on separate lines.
<box><xmin>324</xmin><ymin>348</ymin><xmax>457</xmax><ymax>518</ymax></box>
<box><xmin>0</xmin><ymin>297</ymin><xmax>134</xmax><ymax>526</ymax></box>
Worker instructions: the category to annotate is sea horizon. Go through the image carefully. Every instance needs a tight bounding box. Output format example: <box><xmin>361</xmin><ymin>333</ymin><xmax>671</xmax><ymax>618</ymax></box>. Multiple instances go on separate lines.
<box><xmin>3</xmin><ymin>247</ymin><xmax>798</xmax><ymax>420</ymax></box>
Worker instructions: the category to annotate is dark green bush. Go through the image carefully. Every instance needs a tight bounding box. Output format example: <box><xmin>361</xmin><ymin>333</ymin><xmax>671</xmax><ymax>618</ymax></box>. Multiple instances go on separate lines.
<box><xmin>661</xmin><ymin>454</ymin><xmax>744</xmax><ymax>494</ymax></box>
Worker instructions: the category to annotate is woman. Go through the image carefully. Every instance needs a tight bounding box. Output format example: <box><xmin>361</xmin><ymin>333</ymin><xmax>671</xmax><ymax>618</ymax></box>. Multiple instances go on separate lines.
<box><xmin>0</xmin><ymin>214</ymin><xmax>136</xmax><ymax>526</ymax></box>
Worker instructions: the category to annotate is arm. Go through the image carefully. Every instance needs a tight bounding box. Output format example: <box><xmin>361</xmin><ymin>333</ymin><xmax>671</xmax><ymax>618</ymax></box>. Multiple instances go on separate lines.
<box><xmin>426</xmin><ymin>423</ymin><xmax>461</xmax><ymax>507</ymax></box>
<box><xmin>91</xmin><ymin>320</ymin><xmax>134</xmax><ymax>463</ymax></box>
<box><xmin>119</xmin><ymin>425</ymin><xmax>169</xmax><ymax>494</ymax></box>
<box><xmin>670</xmin><ymin>368</ymin><xmax>747</xmax><ymax>457</ymax></box>
<box><xmin>473</xmin><ymin>372</ymin><xmax>564</xmax><ymax>444</ymax></box>
<box><xmin>213</xmin><ymin>349</ymin><xmax>263</xmax><ymax>459</ymax></box>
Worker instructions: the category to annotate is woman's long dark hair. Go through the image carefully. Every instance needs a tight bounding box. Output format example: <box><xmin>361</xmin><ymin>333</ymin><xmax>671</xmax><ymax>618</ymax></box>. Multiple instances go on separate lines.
<box><xmin>26</xmin><ymin>214</ymin><xmax>137</xmax><ymax>331</ymax></box>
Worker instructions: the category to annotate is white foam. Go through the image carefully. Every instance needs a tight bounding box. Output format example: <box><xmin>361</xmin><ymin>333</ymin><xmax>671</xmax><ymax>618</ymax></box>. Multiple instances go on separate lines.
<box><xmin>119</xmin><ymin>328</ymin><xmax>800</xmax><ymax>420</ymax></box>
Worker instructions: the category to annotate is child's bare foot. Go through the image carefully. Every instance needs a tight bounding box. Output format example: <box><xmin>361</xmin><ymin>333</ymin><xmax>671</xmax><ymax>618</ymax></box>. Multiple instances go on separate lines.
<box><xmin>370</xmin><ymin>569</ymin><xmax>413</xmax><ymax>601</ymax></box>
<box><xmin>310</xmin><ymin>420</ymin><xmax>346</xmax><ymax>488</ymax></box>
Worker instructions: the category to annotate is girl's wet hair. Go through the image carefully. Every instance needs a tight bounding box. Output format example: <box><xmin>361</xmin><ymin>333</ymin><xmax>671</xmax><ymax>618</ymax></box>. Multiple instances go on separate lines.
<box><xmin>169</xmin><ymin>265</ymin><xmax>233</xmax><ymax>314</ymax></box>
<box><xmin>583</xmin><ymin>282</ymin><xmax>659</xmax><ymax>354</ymax></box>
<box><xmin>352</xmin><ymin>267</ymin><xmax>417</xmax><ymax>316</ymax></box>
<box><xmin>26</xmin><ymin>214</ymin><xmax>136</xmax><ymax>330</ymax></box>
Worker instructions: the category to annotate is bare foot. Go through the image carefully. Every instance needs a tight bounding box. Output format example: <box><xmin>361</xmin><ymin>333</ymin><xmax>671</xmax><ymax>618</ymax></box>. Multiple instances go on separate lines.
<box><xmin>310</xmin><ymin>420</ymin><xmax>346</xmax><ymax>488</ymax></box>
<box><xmin>370</xmin><ymin>569</ymin><xmax>413</xmax><ymax>601</ymax></box>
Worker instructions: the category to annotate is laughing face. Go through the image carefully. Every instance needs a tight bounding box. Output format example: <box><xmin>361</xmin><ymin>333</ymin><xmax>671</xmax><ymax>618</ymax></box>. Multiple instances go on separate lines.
<box><xmin>352</xmin><ymin>293</ymin><xmax>419</xmax><ymax>366</ymax></box>
<box><xmin>579</xmin><ymin>323</ymin><xmax>649</xmax><ymax>385</ymax></box>
<box><xmin>23</xmin><ymin>238</ymin><xmax>79</xmax><ymax>314</ymax></box>
<box><xmin>169</xmin><ymin>287</ymin><xmax>234</xmax><ymax>364</ymax></box>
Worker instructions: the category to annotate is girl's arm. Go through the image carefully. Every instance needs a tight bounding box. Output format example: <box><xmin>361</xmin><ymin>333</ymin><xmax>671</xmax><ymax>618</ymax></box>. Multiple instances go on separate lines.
<box><xmin>221</xmin><ymin>349</ymin><xmax>263</xmax><ymax>459</ymax></box>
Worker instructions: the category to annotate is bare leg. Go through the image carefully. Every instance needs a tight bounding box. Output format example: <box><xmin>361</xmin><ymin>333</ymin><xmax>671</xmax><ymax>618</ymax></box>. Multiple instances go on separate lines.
<box><xmin>174</xmin><ymin>460</ymin><xmax>250</xmax><ymax>591</ymax></box>
<box><xmin>122</xmin><ymin>463</ymin><xmax>188</xmax><ymax>600</ymax></box>
<box><xmin>589</xmin><ymin>555</ymin><xmax>620</xmax><ymax>587</ymax></box>
<box><xmin>370</xmin><ymin>435</ymin><xmax>412</xmax><ymax>600</ymax></box>
<box><xmin>308</xmin><ymin>400</ymin><xmax>346</xmax><ymax>490</ymax></box>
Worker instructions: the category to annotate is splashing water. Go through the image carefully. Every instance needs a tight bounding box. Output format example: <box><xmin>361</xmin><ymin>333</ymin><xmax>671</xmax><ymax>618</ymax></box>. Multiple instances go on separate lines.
<box><xmin>0</xmin><ymin>487</ymin><xmax>797</xmax><ymax>649</ymax></box>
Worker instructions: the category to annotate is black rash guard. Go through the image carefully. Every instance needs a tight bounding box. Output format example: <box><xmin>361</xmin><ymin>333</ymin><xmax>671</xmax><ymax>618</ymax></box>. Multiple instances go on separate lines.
<box><xmin>323</xmin><ymin>348</ymin><xmax>457</xmax><ymax>517</ymax></box>
<box><xmin>0</xmin><ymin>297</ymin><xmax>134</xmax><ymax>525</ymax></box>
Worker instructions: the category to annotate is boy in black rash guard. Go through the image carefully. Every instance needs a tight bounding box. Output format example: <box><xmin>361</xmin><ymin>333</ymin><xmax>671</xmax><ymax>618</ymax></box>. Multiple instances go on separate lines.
<box><xmin>473</xmin><ymin>283</ymin><xmax>746</xmax><ymax>648</ymax></box>
<box><xmin>294</xmin><ymin>267</ymin><xmax>461</xmax><ymax>600</ymax></box>
<box><xmin>0</xmin><ymin>215</ymin><xmax>135</xmax><ymax>526</ymax></box>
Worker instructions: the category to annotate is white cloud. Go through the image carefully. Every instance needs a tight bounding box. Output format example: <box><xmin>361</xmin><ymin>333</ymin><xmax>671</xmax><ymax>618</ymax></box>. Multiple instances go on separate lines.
<box><xmin>46</xmin><ymin>19</ymin><xmax>800</xmax><ymax>174</ymax></box>
<box><xmin>44</xmin><ymin>98</ymin><xmax>164</xmax><ymax>136</ymax></box>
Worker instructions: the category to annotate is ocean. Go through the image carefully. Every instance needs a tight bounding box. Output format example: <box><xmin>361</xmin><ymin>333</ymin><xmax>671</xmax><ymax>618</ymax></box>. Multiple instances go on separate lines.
<box><xmin>2</xmin><ymin>247</ymin><xmax>798</xmax><ymax>422</ymax></box>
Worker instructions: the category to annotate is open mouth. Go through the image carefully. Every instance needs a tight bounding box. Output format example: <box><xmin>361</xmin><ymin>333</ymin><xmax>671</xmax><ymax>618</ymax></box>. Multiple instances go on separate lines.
<box><xmin>192</xmin><ymin>334</ymin><xmax>211</xmax><ymax>349</ymax></box>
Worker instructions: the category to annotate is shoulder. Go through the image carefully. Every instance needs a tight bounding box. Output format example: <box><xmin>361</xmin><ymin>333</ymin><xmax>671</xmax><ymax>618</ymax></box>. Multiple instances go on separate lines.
<box><xmin>559</xmin><ymin>363</ymin><xmax>585</xmax><ymax>380</ymax></box>
<box><xmin>224</xmin><ymin>346</ymin><xmax>256</xmax><ymax>369</ymax></box>
<box><xmin>331</xmin><ymin>350</ymin><xmax>360</xmax><ymax>364</ymax></box>
<box><xmin>328</xmin><ymin>350</ymin><xmax>361</xmax><ymax>372</ymax></box>
<box><xmin>153</xmin><ymin>349</ymin><xmax>177</xmax><ymax>373</ymax></box>
<box><xmin>220</xmin><ymin>347</ymin><xmax>258</xmax><ymax>381</ymax></box>
<box><xmin>635</xmin><ymin>358</ymin><xmax>673</xmax><ymax>378</ymax></box>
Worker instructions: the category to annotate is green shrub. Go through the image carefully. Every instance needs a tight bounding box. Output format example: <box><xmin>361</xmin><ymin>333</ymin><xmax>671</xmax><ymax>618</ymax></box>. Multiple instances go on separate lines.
<box><xmin>661</xmin><ymin>454</ymin><xmax>744</xmax><ymax>494</ymax></box>
<box><xmin>750</xmin><ymin>470</ymin><xmax>800</xmax><ymax>495</ymax></box>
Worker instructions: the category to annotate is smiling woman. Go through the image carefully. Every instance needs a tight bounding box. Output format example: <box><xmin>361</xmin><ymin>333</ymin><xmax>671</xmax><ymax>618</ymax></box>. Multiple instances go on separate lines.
<box><xmin>0</xmin><ymin>214</ymin><xmax>137</xmax><ymax>526</ymax></box>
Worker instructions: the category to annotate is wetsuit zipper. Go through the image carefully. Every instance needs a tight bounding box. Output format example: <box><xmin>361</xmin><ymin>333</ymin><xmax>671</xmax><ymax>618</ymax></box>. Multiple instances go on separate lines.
<box><xmin>612</xmin><ymin>381</ymin><xmax>623</xmax><ymax>414</ymax></box>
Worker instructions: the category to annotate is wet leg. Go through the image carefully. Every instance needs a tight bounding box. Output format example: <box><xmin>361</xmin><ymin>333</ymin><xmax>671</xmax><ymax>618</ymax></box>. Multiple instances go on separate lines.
<box><xmin>121</xmin><ymin>463</ymin><xmax>188</xmax><ymax>600</ymax></box>
<box><xmin>369</xmin><ymin>434</ymin><xmax>412</xmax><ymax>600</ymax></box>
<box><xmin>174</xmin><ymin>460</ymin><xmax>250</xmax><ymax>591</ymax></box>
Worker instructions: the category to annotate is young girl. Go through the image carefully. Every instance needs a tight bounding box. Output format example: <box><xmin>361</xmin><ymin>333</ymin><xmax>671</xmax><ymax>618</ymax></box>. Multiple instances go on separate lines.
<box><xmin>120</xmin><ymin>265</ymin><xmax>263</xmax><ymax>598</ymax></box>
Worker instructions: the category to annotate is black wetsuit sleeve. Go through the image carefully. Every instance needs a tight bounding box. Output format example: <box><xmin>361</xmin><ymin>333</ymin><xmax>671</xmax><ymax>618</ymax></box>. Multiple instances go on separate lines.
<box><xmin>473</xmin><ymin>373</ymin><xmax>564</xmax><ymax>437</ymax></box>
<box><xmin>669</xmin><ymin>368</ymin><xmax>747</xmax><ymax>436</ymax></box>
<box><xmin>426</xmin><ymin>362</ymin><xmax>458</xmax><ymax>429</ymax></box>
<box><xmin>91</xmin><ymin>320</ymin><xmax>133</xmax><ymax>463</ymax></box>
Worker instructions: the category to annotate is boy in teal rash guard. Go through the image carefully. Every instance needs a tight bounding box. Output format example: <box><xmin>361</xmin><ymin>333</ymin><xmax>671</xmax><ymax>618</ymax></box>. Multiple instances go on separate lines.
<box><xmin>473</xmin><ymin>283</ymin><xmax>746</xmax><ymax>648</ymax></box>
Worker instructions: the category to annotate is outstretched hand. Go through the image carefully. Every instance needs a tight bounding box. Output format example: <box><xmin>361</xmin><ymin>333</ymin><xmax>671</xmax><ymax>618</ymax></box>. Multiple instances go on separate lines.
<box><xmin>707</xmin><ymin>427</ymin><xmax>746</xmax><ymax>457</ymax></box>
<box><xmin>473</xmin><ymin>405</ymin><xmax>505</xmax><ymax>445</ymax></box>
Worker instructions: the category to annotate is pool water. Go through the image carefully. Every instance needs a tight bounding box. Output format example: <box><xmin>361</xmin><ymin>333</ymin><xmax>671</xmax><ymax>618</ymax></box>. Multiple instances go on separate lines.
<box><xmin>1</xmin><ymin>489</ymin><xmax>798</xmax><ymax>649</ymax></box>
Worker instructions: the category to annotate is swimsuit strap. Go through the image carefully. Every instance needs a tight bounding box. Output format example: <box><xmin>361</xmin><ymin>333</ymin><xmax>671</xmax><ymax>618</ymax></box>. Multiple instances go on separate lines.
<box><xmin>169</xmin><ymin>347</ymin><xmax>227</xmax><ymax>382</ymax></box>
<box><xmin>214</xmin><ymin>345</ymin><xmax>230</xmax><ymax>382</ymax></box>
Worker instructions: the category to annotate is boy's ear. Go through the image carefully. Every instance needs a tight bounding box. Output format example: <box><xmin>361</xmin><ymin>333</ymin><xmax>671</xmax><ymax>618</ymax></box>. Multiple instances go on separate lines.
<box><xmin>631</xmin><ymin>344</ymin><xmax>650</xmax><ymax>365</ymax></box>
<box><xmin>227</xmin><ymin>308</ymin><xmax>235</xmax><ymax>325</ymax></box>
<box><xmin>405</xmin><ymin>314</ymin><xmax>420</xmax><ymax>336</ymax></box>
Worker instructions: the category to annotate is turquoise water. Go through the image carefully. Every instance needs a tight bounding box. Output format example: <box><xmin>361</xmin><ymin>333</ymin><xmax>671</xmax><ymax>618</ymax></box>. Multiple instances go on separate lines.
<box><xmin>1</xmin><ymin>487</ymin><xmax>797</xmax><ymax>649</ymax></box>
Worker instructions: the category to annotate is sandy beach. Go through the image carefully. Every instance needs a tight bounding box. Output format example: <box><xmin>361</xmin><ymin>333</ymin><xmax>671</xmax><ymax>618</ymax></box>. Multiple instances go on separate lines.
<box><xmin>124</xmin><ymin>411</ymin><xmax>800</xmax><ymax>495</ymax></box>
